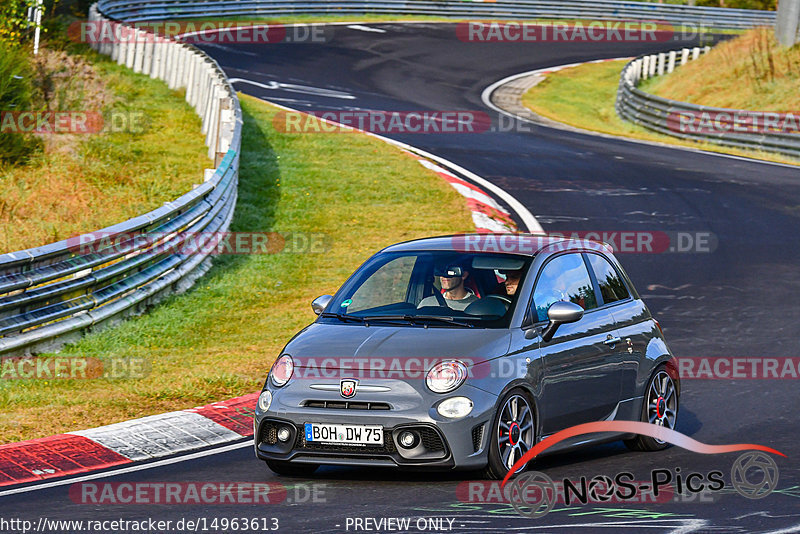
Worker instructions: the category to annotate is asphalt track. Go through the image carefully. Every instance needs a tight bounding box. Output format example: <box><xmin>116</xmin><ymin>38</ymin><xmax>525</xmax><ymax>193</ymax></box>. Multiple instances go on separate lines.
<box><xmin>4</xmin><ymin>23</ymin><xmax>800</xmax><ymax>533</ymax></box>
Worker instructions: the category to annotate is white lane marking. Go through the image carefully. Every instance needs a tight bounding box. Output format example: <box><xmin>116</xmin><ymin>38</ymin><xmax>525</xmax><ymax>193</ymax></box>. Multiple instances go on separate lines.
<box><xmin>481</xmin><ymin>61</ymin><xmax>800</xmax><ymax>169</ymax></box>
<box><xmin>229</xmin><ymin>78</ymin><xmax>356</xmax><ymax>100</ymax></box>
<box><xmin>0</xmin><ymin>440</ymin><xmax>252</xmax><ymax>497</ymax></box>
<box><xmin>347</xmin><ymin>24</ymin><xmax>387</xmax><ymax>33</ymax></box>
<box><xmin>244</xmin><ymin>91</ymin><xmax>542</xmax><ymax>233</ymax></box>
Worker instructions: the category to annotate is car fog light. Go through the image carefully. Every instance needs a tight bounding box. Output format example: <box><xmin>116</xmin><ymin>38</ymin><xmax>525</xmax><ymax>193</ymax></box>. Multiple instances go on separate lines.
<box><xmin>398</xmin><ymin>431</ymin><xmax>418</xmax><ymax>449</ymax></box>
<box><xmin>437</xmin><ymin>396</ymin><xmax>474</xmax><ymax>419</ymax></box>
<box><xmin>257</xmin><ymin>390</ymin><xmax>272</xmax><ymax>412</ymax></box>
<box><xmin>277</xmin><ymin>426</ymin><xmax>291</xmax><ymax>442</ymax></box>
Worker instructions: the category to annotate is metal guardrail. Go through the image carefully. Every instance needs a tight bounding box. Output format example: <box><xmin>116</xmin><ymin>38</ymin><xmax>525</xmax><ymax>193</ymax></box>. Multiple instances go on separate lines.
<box><xmin>0</xmin><ymin>4</ymin><xmax>242</xmax><ymax>356</ymax></box>
<box><xmin>616</xmin><ymin>48</ymin><xmax>800</xmax><ymax>160</ymax></box>
<box><xmin>94</xmin><ymin>0</ymin><xmax>775</xmax><ymax>29</ymax></box>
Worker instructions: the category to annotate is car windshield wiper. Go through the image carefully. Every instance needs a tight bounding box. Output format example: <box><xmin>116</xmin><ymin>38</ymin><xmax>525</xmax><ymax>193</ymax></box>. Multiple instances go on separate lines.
<box><xmin>320</xmin><ymin>312</ymin><xmax>366</xmax><ymax>323</ymax></box>
<box><xmin>360</xmin><ymin>315</ymin><xmax>475</xmax><ymax>328</ymax></box>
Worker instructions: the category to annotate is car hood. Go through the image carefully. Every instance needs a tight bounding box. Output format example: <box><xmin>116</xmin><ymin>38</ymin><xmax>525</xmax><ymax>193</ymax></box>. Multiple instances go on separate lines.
<box><xmin>284</xmin><ymin>323</ymin><xmax>511</xmax><ymax>370</ymax></box>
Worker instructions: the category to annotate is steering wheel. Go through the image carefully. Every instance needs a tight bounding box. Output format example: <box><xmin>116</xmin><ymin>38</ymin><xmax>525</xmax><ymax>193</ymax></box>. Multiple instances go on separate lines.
<box><xmin>487</xmin><ymin>294</ymin><xmax>512</xmax><ymax>305</ymax></box>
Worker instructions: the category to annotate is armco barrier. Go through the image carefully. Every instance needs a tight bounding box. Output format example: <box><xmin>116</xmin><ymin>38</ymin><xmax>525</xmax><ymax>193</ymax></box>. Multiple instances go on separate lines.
<box><xmin>0</xmin><ymin>5</ymin><xmax>242</xmax><ymax>356</ymax></box>
<box><xmin>616</xmin><ymin>47</ymin><xmax>800</xmax><ymax>160</ymax></box>
<box><xmin>94</xmin><ymin>0</ymin><xmax>774</xmax><ymax>29</ymax></box>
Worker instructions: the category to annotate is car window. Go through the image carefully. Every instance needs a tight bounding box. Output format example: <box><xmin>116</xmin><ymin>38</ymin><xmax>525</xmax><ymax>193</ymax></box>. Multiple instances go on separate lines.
<box><xmin>587</xmin><ymin>253</ymin><xmax>630</xmax><ymax>305</ymax></box>
<box><xmin>347</xmin><ymin>256</ymin><xmax>416</xmax><ymax>312</ymax></box>
<box><xmin>324</xmin><ymin>251</ymin><xmax>533</xmax><ymax>328</ymax></box>
<box><xmin>532</xmin><ymin>253</ymin><xmax>598</xmax><ymax>322</ymax></box>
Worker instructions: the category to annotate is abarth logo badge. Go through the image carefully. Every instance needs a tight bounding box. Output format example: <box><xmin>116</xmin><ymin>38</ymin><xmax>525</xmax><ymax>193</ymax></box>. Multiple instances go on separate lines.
<box><xmin>340</xmin><ymin>379</ymin><xmax>358</xmax><ymax>398</ymax></box>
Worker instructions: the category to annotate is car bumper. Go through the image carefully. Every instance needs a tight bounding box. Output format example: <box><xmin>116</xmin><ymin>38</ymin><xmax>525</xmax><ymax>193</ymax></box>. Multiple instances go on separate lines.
<box><xmin>254</xmin><ymin>383</ymin><xmax>498</xmax><ymax>470</ymax></box>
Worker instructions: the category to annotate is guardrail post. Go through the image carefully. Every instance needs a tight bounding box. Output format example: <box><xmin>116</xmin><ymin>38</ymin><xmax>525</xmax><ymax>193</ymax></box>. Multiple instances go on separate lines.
<box><xmin>657</xmin><ymin>52</ymin><xmax>666</xmax><ymax>76</ymax></box>
<box><xmin>133</xmin><ymin>29</ymin><xmax>144</xmax><ymax>73</ymax></box>
<box><xmin>115</xmin><ymin>24</ymin><xmax>126</xmax><ymax>65</ymax></box>
<box><xmin>200</xmin><ymin>71</ymin><xmax>215</xmax><ymax>135</ymax></box>
<box><xmin>125</xmin><ymin>28</ymin><xmax>136</xmax><ymax>70</ymax></box>
<box><xmin>776</xmin><ymin>0</ymin><xmax>800</xmax><ymax>47</ymax></box>
<box><xmin>649</xmin><ymin>54</ymin><xmax>657</xmax><ymax>77</ymax></box>
<box><xmin>217</xmin><ymin>97</ymin><xmax>234</xmax><ymax>161</ymax></box>
<box><xmin>158</xmin><ymin>39</ymin><xmax>169</xmax><ymax>81</ymax></box>
<box><xmin>185</xmin><ymin>51</ymin><xmax>197</xmax><ymax>105</ymax></box>
<box><xmin>680</xmin><ymin>48</ymin><xmax>690</xmax><ymax>66</ymax></box>
<box><xmin>177</xmin><ymin>46</ymin><xmax>189</xmax><ymax>89</ymax></box>
<box><xmin>142</xmin><ymin>34</ymin><xmax>153</xmax><ymax>76</ymax></box>
<box><xmin>641</xmin><ymin>56</ymin><xmax>649</xmax><ymax>80</ymax></box>
<box><xmin>207</xmin><ymin>85</ymin><xmax>222</xmax><ymax>159</ymax></box>
<box><xmin>667</xmin><ymin>51</ymin><xmax>676</xmax><ymax>73</ymax></box>
<box><xmin>692</xmin><ymin>47</ymin><xmax>701</xmax><ymax>60</ymax></box>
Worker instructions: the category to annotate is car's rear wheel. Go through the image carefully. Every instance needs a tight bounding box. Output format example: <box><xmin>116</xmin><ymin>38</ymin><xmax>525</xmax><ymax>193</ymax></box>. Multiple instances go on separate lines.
<box><xmin>625</xmin><ymin>365</ymin><xmax>679</xmax><ymax>452</ymax></box>
<box><xmin>483</xmin><ymin>388</ymin><xmax>536</xmax><ymax>480</ymax></box>
<box><xmin>265</xmin><ymin>460</ymin><xmax>319</xmax><ymax>477</ymax></box>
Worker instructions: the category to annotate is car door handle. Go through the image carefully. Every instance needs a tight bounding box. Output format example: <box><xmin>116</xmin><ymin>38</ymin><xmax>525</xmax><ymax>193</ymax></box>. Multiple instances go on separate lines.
<box><xmin>604</xmin><ymin>336</ymin><xmax>622</xmax><ymax>346</ymax></box>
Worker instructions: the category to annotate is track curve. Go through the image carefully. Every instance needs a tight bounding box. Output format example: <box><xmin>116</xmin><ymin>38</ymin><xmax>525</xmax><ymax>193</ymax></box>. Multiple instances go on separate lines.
<box><xmin>4</xmin><ymin>22</ymin><xmax>800</xmax><ymax>533</ymax></box>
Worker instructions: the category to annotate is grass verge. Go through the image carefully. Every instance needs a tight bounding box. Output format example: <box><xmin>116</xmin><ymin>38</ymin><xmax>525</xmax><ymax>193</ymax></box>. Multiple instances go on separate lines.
<box><xmin>0</xmin><ymin>46</ymin><xmax>209</xmax><ymax>252</ymax></box>
<box><xmin>521</xmin><ymin>59</ymin><xmax>798</xmax><ymax>166</ymax></box>
<box><xmin>642</xmin><ymin>28</ymin><xmax>800</xmax><ymax>111</ymax></box>
<box><xmin>0</xmin><ymin>94</ymin><xmax>474</xmax><ymax>444</ymax></box>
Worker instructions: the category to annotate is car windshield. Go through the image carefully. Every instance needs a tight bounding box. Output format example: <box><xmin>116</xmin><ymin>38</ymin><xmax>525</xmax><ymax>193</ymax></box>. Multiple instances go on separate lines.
<box><xmin>321</xmin><ymin>251</ymin><xmax>532</xmax><ymax>328</ymax></box>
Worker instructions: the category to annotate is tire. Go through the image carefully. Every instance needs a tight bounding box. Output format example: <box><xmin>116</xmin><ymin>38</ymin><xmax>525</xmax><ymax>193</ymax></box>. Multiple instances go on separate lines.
<box><xmin>482</xmin><ymin>388</ymin><xmax>536</xmax><ymax>480</ymax></box>
<box><xmin>625</xmin><ymin>365</ymin><xmax>679</xmax><ymax>452</ymax></box>
<box><xmin>265</xmin><ymin>460</ymin><xmax>319</xmax><ymax>477</ymax></box>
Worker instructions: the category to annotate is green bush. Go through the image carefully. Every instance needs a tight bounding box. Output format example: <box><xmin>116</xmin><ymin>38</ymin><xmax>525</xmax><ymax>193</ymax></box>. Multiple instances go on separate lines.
<box><xmin>0</xmin><ymin>41</ymin><xmax>42</xmax><ymax>165</ymax></box>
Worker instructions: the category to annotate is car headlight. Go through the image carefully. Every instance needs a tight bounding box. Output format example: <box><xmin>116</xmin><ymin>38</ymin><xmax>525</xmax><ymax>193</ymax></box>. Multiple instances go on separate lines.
<box><xmin>437</xmin><ymin>396</ymin><xmax>473</xmax><ymax>419</ymax></box>
<box><xmin>426</xmin><ymin>360</ymin><xmax>468</xmax><ymax>393</ymax></box>
<box><xmin>257</xmin><ymin>390</ymin><xmax>272</xmax><ymax>412</ymax></box>
<box><xmin>270</xmin><ymin>354</ymin><xmax>294</xmax><ymax>387</ymax></box>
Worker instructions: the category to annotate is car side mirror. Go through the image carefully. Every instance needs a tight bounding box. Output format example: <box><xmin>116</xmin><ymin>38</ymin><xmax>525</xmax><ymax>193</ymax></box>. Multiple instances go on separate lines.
<box><xmin>311</xmin><ymin>294</ymin><xmax>333</xmax><ymax>315</ymax></box>
<box><xmin>541</xmin><ymin>301</ymin><xmax>584</xmax><ymax>342</ymax></box>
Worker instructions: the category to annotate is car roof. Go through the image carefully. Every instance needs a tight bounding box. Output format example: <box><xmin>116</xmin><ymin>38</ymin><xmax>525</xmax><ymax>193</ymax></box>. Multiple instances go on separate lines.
<box><xmin>380</xmin><ymin>233</ymin><xmax>614</xmax><ymax>257</ymax></box>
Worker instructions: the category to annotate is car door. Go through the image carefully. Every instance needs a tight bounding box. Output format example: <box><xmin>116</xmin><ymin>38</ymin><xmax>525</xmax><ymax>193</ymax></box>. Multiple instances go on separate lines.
<box><xmin>585</xmin><ymin>252</ymin><xmax>646</xmax><ymax>404</ymax></box>
<box><xmin>533</xmin><ymin>252</ymin><xmax>625</xmax><ymax>436</ymax></box>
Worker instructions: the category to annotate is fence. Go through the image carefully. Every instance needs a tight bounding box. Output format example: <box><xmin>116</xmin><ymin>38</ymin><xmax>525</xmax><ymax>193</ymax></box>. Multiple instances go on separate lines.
<box><xmin>616</xmin><ymin>47</ymin><xmax>800</xmax><ymax>160</ymax></box>
<box><xmin>93</xmin><ymin>0</ymin><xmax>775</xmax><ymax>29</ymax></box>
<box><xmin>0</xmin><ymin>4</ymin><xmax>242</xmax><ymax>356</ymax></box>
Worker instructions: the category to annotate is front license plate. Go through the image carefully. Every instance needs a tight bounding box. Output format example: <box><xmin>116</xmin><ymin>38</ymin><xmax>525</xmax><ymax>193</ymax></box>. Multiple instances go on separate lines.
<box><xmin>304</xmin><ymin>423</ymin><xmax>384</xmax><ymax>446</ymax></box>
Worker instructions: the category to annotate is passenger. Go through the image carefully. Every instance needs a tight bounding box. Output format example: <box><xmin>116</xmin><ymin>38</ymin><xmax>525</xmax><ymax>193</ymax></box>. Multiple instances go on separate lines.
<box><xmin>417</xmin><ymin>263</ymin><xmax>478</xmax><ymax>311</ymax></box>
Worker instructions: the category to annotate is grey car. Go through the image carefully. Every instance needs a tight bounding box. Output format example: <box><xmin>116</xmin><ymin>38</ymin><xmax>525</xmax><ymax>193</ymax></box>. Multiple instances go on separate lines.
<box><xmin>254</xmin><ymin>234</ymin><xmax>680</xmax><ymax>479</ymax></box>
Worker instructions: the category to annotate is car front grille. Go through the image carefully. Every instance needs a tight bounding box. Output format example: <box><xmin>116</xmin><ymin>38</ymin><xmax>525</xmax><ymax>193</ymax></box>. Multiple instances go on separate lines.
<box><xmin>471</xmin><ymin>423</ymin><xmax>485</xmax><ymax>452</ymax></box>
<box><xmin>259</xmin><ymin>421</ymin><xmax>279</xmax><ymax>445</ymax></box>
<box><xmin>419</xmin><ymin>426</ymin><xmax>445</xmax><ymax>452</ymax></box>
<box><xmin>302</xmin><ymin>400</ymin><xmax>391</xmax><ymax>410</ymax></box>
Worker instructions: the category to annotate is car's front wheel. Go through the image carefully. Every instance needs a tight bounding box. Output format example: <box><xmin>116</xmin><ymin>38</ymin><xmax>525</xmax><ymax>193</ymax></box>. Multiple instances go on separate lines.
<box><xmin>625</xmin><ymin>365</ymin><xmax>679</xmax><ymax>452</ymax></box>
<box><xmin>483</xmin><ymin>388</ymin><xmax>536</xmax><ymax>480</ymax></box>
<box><xmin>265</xmin><ymin>460</ymin><xmax>319</xmax><ymax>477</ymax></box>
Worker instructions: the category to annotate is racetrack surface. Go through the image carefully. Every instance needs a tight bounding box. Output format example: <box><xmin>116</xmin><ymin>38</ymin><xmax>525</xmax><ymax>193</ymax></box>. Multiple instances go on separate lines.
<box><xmin>4</xmin><ymin>23</ymin><xmax>800</xmax><ymax>533</ymax></box>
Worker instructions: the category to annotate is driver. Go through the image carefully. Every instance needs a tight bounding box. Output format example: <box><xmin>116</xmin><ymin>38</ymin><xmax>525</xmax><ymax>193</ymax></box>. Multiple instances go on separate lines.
<box><xmin>417</xmin><ymin>262</ymin><xmax>478</xmax><ymax>311</ymax></box>
<box><xmin>502</xmin><ymin>269</ymin><xmax>523</xmax><ymax>296</ymax></box>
